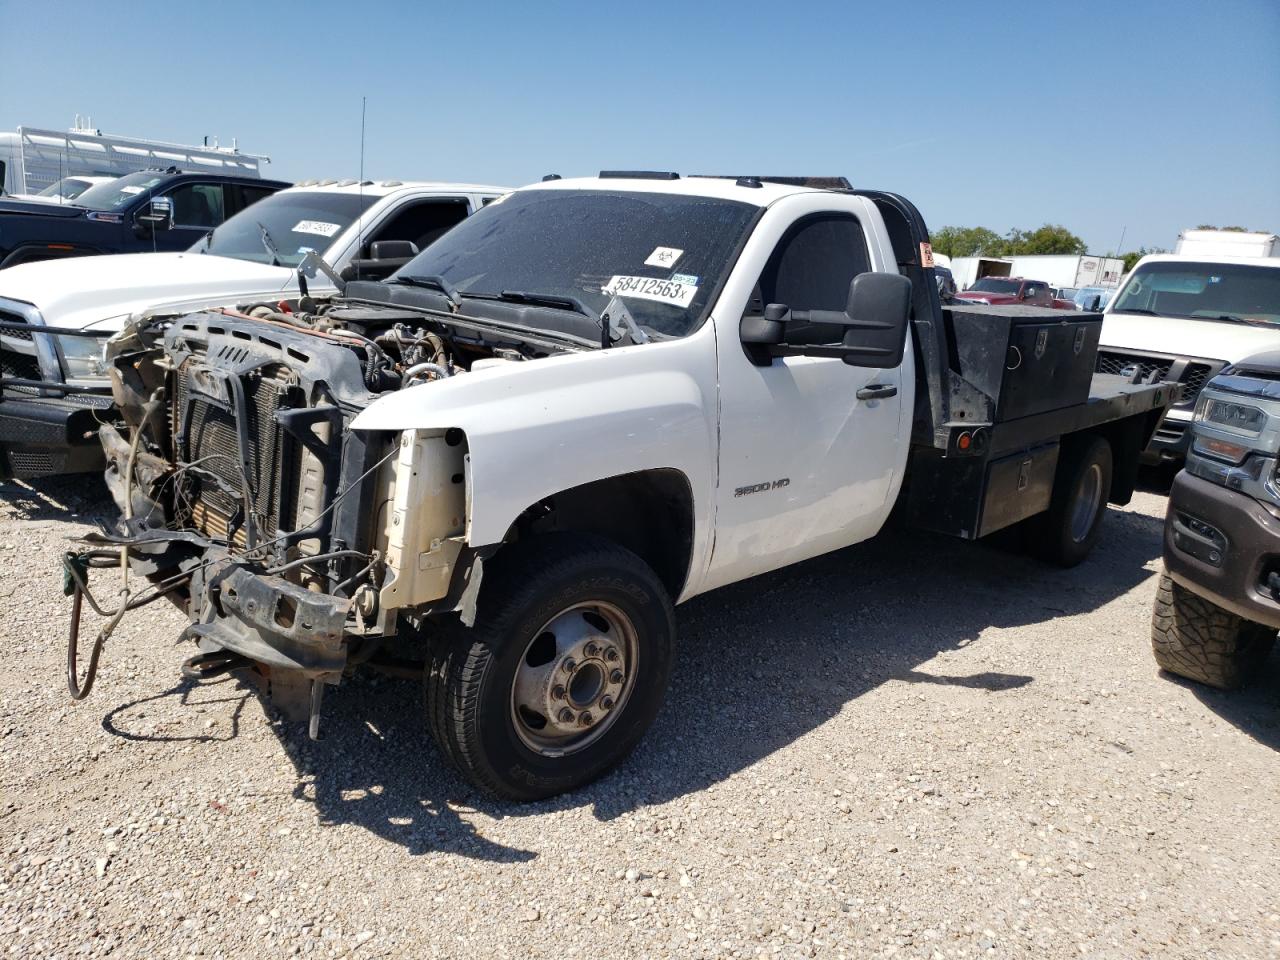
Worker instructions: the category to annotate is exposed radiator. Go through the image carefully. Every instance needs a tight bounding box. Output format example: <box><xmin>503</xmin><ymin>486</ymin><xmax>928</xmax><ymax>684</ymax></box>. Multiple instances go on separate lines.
<box><xmin>172</xmin><ymin>357</ymin><xmax>298</xmax><ymax>541</ymax></box>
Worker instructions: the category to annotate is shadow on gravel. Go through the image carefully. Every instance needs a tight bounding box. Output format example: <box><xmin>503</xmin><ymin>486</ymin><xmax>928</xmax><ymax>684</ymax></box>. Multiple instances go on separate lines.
<box><xmin>227</xmin><ymin>504</ymin><xmax>1167</xmax><ymax>861</ymax></box>
<box><xmin>1167</xmin><ymin>651</ymin><xmax>1280</xmax><ymax>752</ymax></box>
<box><xmin>0</xmin><ymin>474</ymin><xmax>112</xmax><ymax>524</ymax></box>
<box><xmin>101</xmin><ymin>676</ymin><xmax>252</xmax><ymax>743</ymax></box>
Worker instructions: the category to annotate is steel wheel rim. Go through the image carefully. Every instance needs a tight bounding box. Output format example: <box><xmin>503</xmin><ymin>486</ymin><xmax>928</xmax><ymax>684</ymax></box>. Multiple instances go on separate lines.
<box><xmin>509</xmin><ymin>600</ymin><xmax>639</xmax><ymax>758</ymax></box>
<box><xmin>1069</xmin><ymin>463</ymin><xmax>1104</xmax><ymax>542</ymax></box>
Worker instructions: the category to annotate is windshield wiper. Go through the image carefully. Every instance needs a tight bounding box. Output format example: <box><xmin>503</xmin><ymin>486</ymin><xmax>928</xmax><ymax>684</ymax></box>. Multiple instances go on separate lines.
<box><xmin>495</xmin><ymin>289</ymin><xmax>598</xmax><ymax>320</ymax></box>
<box><xmin>392</xmin><ymin>274</ymin><xmax>463</xmax><ymax>309</ymax></box>
<box><xmin>257</xmin><ymin>222</ymin><xmax>281</xmax><ymax>267</ymax></box>
<box><xmin>1113</xmin><ymin>307</ymin><xmax>1159</xmax><ymax>315</ymax></box>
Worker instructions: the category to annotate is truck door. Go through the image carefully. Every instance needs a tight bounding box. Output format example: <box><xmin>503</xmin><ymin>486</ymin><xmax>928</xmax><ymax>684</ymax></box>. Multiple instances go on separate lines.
<box><xmin>162</xmin><ymin>182</ymin><xmax>228</xmax><ymax>251</ymax></box>
<box><xmin>703</xmin><ymin>195</ymin><xmax>911</xmax><ymax>592</ymax></box>
<box><xmin>1022</xmin><ymin>280</ymin><xmax>1050</xmax><ymax>306</ymax></box>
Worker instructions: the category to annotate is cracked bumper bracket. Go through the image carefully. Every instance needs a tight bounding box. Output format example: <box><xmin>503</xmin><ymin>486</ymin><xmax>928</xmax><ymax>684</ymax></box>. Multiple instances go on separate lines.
<box><xmin>185</xmin><ymin>564</ymin><xmax>353</xmax><ymax>676</ymax></box>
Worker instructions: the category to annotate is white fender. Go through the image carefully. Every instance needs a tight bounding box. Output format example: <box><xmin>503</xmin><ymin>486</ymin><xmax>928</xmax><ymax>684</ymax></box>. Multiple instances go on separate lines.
<box><xmin>350</xmin><ymin>327</ymin><xmax>720</xmax><ymax>599</ymax></box>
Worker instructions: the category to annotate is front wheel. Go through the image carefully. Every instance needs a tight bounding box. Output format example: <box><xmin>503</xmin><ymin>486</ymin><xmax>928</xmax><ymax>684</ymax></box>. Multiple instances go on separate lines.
<box><xmin>1151</xmin><ymin>572</ymin><xmax>1275</xmax><ymax>690</ymax></box>
<box><xmin>426</xmin><ymin>534</ymin><xmax>675</xmax><ymax>800</ymax></box>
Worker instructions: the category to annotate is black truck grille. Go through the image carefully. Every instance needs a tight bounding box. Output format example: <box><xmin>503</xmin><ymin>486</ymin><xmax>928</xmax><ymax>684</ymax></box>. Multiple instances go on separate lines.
<box><xmin>0</xmin><ymin>309</ymin><xmax>34</xmax><ymax>341</ymax></box>
<box><xmin>1095</xmin><ymin>351</ymin><xmax>1171</xmax><ymax>382</ymax></box>
<box><xmin>173</xmin><ymin>361</ymin><xmax>297</xmax><ymax>541</ymax></box>
<box><xmin>1</xmin><ymin>311</ymin><xmax>41</xmax><ymax>396</ymax></box>
<box><xmin>1095</xmin><ymin>350</ymin><xmax>1214</xmax><ymax>408</ymax></box>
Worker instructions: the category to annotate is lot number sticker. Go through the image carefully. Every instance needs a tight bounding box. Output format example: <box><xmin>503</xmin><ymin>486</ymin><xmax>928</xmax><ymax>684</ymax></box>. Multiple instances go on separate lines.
<box><xmin>293</xmin><ymin>220</ymin><xmax>342</xmax><ymax>238</ymax></box>
<box><xmin>644</xmin><ymin>246</ymin><xmax>684</xmax><ymax>269</ymax></box>
<box><xmin>603</xmin><ymin>275</ymin><xmax>698</xmax><ymax>308</ymax></box>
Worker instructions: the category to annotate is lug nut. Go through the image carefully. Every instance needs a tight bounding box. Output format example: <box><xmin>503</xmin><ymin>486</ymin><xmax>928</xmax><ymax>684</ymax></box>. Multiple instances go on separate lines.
<box><xmin>610</xmin><ymin>669</ymin><xmax>624</xmax><ymax>685</ymax></box>
<box><xmin>562</xmin><ymin>658</ymin><xmax>576</xmax><ymax>674</ymax></box>
<box><xmin>579</xmin><ymin>712</ymin><xmax>594</xmax><ymax>726</ymax></box>
<box><xmin>584</xmin><ymin>642</ymin><xmax>600</xmax><ymax>657</ymax></box>
<box><xmin>557</xmin><ymin>708</ymin><xmax>575</xmax><ymax>724</ymax></box>
<box><xmin>600</xmin><ymin>696</ymin><xmax>614</xmax><ymax>711</ymax></box>
<box><xmin>552</xmin><ymin>684</ymin><xmax>566</xmax><ymax>700</ymax></box>
<box><xmin>604</xmin><ymin>647</ymin><xmax>619</xmax><ymax>662</ymax></box>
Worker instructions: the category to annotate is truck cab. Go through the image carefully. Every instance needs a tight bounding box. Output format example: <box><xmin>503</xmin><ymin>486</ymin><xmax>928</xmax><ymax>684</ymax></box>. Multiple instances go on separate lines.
<box><xmin>0</xmin><ymin>168</ymin><xmax>290</xmax><ymax>269</ymax></box>
<box><xmin>954</xmin><ymin>276</ymin><xmax>1065</xmax><ymax>308</ymax></box>
<box><xmin>1097</xmin><ymin>254</ymin><xmax>1280</xmax><ymax>463</ymax></box>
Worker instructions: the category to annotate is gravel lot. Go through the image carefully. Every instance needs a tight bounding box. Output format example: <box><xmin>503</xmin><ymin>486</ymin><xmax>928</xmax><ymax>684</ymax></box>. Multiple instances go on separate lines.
<box><xmin>2</xmin><ymin>477</ymin><xmax>1278</xmax><ymax>959</ymax></box>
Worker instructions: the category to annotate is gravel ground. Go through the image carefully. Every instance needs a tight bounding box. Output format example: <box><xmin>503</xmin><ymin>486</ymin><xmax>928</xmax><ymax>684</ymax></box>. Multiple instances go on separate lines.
<box><xmin>2</xmin><ymin>476</ymin><xmax>1278</xmax><ymax>960</ymax></box>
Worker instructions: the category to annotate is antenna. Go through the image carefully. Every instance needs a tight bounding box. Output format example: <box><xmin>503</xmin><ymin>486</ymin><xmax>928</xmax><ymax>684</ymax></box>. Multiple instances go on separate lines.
<box><xmin>354</xmin><ymin>95</ymin><xmax>368</xmax><ymax>271</ymax></box>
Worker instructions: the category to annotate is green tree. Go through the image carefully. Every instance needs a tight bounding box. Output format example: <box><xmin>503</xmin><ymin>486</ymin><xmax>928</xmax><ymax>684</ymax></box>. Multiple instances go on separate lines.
<box><xmin>932</xmin><ymin>223</ymin><xmax>1088</xmax><ymax>258</ymax></box>
<box><xmin>1109</xmin><ymin>246</ymin><xmax>1166</xmax><ymax>273</ymax></box>
<box><xmin>1194</xmin><ymin>224</ymin><xmax>1249</xmax><ymax>232</ymax></box>
<box><xmin>1004</xmin><ymin>224</ymin><xmax>1088</xmax><ymax>256</ymax></box>
<box><xmin>930</xmin><ymin>225</ymin><xmax>1004</xmax><ymax>258</ymax></box>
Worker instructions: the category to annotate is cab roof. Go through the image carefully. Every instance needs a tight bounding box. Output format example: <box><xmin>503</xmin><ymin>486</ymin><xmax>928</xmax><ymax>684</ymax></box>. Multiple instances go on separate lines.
<box><xmin>283</xmin><ymin>179</ymin><xmax>509</xmax><ymax>198</ymax></box>
<box><xmin>1135</xmin><ymin>252</ymin><xmax>1280</xmax><ymax>271</ymax></box>
<box><xmin>519</xmin><ymin>174</ymin><xmax>852</xmax><ymax>207</ymax></box>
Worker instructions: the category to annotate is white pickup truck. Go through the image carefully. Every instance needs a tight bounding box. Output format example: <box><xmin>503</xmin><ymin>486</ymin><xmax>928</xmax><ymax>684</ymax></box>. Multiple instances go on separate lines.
<box><xmin>73</xmin><ymin>174</ymin><xmax>1175</xmax><ymax>800</ymax></box>
<box><xmin>0</xmin><ymin>179</ymin><xmax>505</xmax><ymax>479</ymax></box>
<box><xmin>1096</xmin><ymin>253</ymin><xmax>1280</xmax><ymax>463</ymax></box>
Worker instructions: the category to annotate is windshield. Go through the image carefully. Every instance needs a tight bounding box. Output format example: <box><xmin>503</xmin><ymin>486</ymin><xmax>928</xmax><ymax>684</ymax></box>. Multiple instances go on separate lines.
<box><xmin>74</xmin><ymin>171</ymin><xmax>168</xmax><ymax>210</ymax></box>
<box><xmin>1073</xmin><ymin>287</ymin><xmax>1113</xmax><ymax>309</ymax></box>
<box><xmin>37</xmin><ymin>177</ymin><xmax>93</xmax><ymax>200</ymax></box>
<box><xmin>394</xmin><ymin>188</ymin><xmax>758</xmax><ymax>338</ymax></box>
<box><xmin>190</xmin><ymin>191</ymin><xmax>377</xmax><ymax>267</ymax></box>
<box><xmin>968</xmin><ymin>277</ymin><xmax>1021</xmax><ymax>294</ymax></box>
<box><xmin>1111</xmin><ymin>261</ymin><xmax>1280</xmax><ymax>324</ymax></box>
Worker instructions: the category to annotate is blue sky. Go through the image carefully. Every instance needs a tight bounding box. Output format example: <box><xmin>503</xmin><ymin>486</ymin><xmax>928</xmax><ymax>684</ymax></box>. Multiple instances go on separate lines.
<box><xmin>2</xmin><ymin>0</ymin><xmax>1277</xmax><ymax>252</ymax></box>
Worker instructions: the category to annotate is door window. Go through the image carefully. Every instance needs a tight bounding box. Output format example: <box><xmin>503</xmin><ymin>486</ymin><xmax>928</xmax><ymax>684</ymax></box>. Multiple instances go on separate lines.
<box><xmin>753</xmin><ymin>214</ymin><xmax>871</xmax><ymax>344</ymax></box>
<box><xmin>169</xmin><ymin>183</ymin><xmax>226</xmax><ymax>228</ymax></box>
<box><xmin>234</xmin><ymin>184</ymin><xmax>278</xmax><ymax>215</ymax></box>
<box><xmin>364</xmin><ymin>198</ymin><xmax>471</xmax><ymax>255</ymax></box>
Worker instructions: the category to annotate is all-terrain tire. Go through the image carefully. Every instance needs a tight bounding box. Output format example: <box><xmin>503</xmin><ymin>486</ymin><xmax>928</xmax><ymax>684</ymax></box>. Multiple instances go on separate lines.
<box><xmin>1030</xmin><ymin>435</ymin><xmax>1113</xmax><ymax>567</ymax></box>
<box><xmin>1150</xmin><ymin>572</ymin><xmax>1276</xmax><ymax>690</ymax></box>
<box><xmin>425</xmin><ymin>533</ymin><xmax>675</xmax><ymax>801</ymax></box>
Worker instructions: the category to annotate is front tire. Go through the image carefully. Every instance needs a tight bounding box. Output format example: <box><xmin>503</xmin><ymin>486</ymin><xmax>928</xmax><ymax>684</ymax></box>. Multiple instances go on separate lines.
<box><xmin>426</xmin><ymin>534</ymin><xmax>675</xmax><ymax>800</ymax></box>
<box><xmin>1150</xmin><ymin>572</ymin><xmax>1275</xmax><ymax>690</ymax></box>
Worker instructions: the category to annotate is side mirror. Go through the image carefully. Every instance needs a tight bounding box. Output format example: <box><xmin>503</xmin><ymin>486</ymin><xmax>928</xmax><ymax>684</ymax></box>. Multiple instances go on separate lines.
<box><xmin>345</xmin><ymin>239</ymin><xmax>421</xmax><ymax>281</ymax></box>
<box><xmin>136</xmin><ymin>196</ymin><xmax>173</xmax><ymax>230</ymax></box>
<box><xmin>837</xmin><ymin>272</ymin><xmax>913</xmax><ymax>367</ymax></box>
<box><xmin>1087</xmin><ymin>295</ymin><xmax>1102</xmax><ymax>311</ymax></box>
<box><xmin>369</xmin><ymin>239</ymin><xmax>418</xmax><ymax>261</ymax></box>
<box><xmin>739</xmin><ymin>273</ymin><xmax>912</xmax><ymax>368</ymax></box>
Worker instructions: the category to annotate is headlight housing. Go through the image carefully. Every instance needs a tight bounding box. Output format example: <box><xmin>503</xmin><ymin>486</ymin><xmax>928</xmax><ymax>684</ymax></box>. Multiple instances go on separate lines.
<box><xmin>58</xmin><ymin>314</ymin><xmax>131</xmax><ymax>383</ymax></box>
<box><xmin>1195</xmin><ymin>396</ymin><xmax>1266</xmax><ymax>436</ymax></box>
<box><xmin>59</xmin><ymin>334</ymin><xmax>110</xmax><ymax>381</ymax></box>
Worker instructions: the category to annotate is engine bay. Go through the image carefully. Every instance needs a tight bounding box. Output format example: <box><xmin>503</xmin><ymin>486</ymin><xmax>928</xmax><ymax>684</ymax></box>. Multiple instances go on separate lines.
<box><xmin>93</xmin><ymin>292</ymin><xmax>574</xmax><ymax>686</ymax></box>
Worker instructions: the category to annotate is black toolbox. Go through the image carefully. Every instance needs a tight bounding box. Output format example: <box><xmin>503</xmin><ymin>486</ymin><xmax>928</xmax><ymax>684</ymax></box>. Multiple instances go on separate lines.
<box><xmin>943</xmin><ymin>305</ymin><xmax>1102</xmax><ymax>421</ymax></box>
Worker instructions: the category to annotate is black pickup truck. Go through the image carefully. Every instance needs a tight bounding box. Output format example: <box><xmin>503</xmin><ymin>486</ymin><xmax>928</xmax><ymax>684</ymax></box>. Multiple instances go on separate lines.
<box><xmin>0</xmin><ymin>168</ymin><xmax>289</xmax><ymax>269</ymax></box>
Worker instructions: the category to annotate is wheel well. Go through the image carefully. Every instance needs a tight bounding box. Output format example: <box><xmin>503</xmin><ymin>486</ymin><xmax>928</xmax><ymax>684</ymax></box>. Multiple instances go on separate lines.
<box><xmin>0</xmin><ymin>244</ymin><xmax>96</xmax><ymax>269</ymax></box>
<box><xmin>507</xmin><ymin>469</ymin><xmax>695</xmax><ymax>598</ymax></box>
<box><xmin>1081</xmin><ymin>409</ymin><xmax>1163</xmax><ymax>506</ymax></box>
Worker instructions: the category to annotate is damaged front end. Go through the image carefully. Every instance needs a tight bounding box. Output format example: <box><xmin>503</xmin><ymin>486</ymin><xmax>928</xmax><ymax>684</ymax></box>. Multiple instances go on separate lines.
<box><xmin>77</xmin><ymin>299</ymin><xmax>484</xmax><ymax>730</ymax></box>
